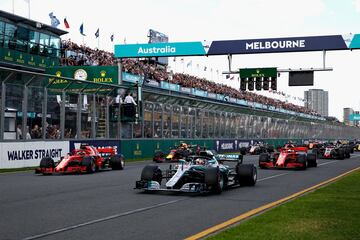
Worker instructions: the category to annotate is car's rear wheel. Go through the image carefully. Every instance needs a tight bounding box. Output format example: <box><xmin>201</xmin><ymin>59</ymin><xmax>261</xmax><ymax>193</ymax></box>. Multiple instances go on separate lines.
<box><xmin>337</xmin><ymin>149</ymin><xmax>345</xmax><ymax>160</ymax></box>
<box><xmin>141</xmin><ymin>165</ymin><xmax>162</xmax><ymax>184</ymax></box>
<box><xmin>237</xmin><ymin>164</ymin><xmax>257</xmax><ymax>186</ymax></box>
<box><xmin>110</xmin><ymin>154</ymin><xmax>125</xmax><ymax>170</ymax></box>
<box><xmin>306</xmin><ymin>153</ymin><xmax>317</xmax><ymax>167</ymax></box>
<box><xmin>153</xmin><ymin>151</ymin><xmax>164</xmax><ymax>162</ymax></box>
<box><xmin>82</xmin><ymin>156</ymin><xmax>96</xmax><ymax>173</ymax></box>
<box><xmin>296</xmin><ymin>154</ymin><xmax>307</xmax><ymax>170</ymax></box>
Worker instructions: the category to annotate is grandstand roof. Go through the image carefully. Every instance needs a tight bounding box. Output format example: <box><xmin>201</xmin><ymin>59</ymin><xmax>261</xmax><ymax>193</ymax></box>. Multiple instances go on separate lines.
<box><xmin>0</xmin><ymin>10</ymin><xmax>68</xmax><ymax>36</ymax></box>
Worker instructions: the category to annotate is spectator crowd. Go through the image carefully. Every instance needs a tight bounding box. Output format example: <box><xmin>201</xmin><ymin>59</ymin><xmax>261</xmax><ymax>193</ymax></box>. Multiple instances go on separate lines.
<box><xmin>60</xmin><ymin>39</ymin><xmax>320</xmax><ymax>117</ymax></box>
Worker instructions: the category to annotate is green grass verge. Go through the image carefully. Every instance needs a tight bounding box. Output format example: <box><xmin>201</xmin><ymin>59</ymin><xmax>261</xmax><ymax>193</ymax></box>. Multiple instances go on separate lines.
<box><xmin>209</xmin><ymin>169</ymin><xmax>360</xmax><ymax>240</ymax></box>
<box><xmin>0</xmin><ymin>167</ymin><xmax>36</xmax><ymax>173</ymax></box>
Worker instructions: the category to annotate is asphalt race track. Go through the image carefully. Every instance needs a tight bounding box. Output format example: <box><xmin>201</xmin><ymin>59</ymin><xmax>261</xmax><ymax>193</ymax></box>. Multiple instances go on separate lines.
<box><xmin>1</xmin><ymin>154</ymin><xmax>360</xmax><ymax>240</ymax></box>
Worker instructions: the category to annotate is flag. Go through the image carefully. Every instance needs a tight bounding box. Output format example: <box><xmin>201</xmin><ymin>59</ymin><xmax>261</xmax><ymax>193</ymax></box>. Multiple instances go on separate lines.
<box><xmin>64</xmin><ymin>18</ymin><xmax>70</xmax><ymax>29</ymax></box>
<box><xmin>95</xmin><ymin>28</ymin><xmax>99</xmax><ymax>38</ymax></box>
<box><xmin>186</xmin><ymin>60</ymin><xmax>192</xmax><ymax>67</ymax></box>
<box><xmin>110</xmin><ymin>34</ymin><xmax>114</xmax><ymax>42</ymax></box>
<box><xmin>49</xmin><ymin>12</ymin><xmax>60</xmax><ymax>28</ymax></box>
<box><xmin>79</xmin><ymin>23</ymin><xmax>85</xmax><ymax>36</ymax></box>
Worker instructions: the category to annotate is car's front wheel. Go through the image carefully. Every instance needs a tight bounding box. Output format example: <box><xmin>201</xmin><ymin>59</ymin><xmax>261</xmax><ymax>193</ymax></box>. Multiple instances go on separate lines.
<box><xmin>237</xmin><ymin>164</ymin><xmax>257</xmax><ymax>186</ymax></box>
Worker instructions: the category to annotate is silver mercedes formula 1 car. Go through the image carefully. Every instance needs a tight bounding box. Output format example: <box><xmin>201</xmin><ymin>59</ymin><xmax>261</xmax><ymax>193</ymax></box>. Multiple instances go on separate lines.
<box><xmin>135</xmin><ymin>150</ymin><xmax>257</xmax><ymax>194</ymax></box>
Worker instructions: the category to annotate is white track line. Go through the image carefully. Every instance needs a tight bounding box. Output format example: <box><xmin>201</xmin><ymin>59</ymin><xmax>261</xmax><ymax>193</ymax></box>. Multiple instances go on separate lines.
<box><xmin>22</xmin><ymin>198</ymin><xmax>185</xmax><ymax>240</ymax></box>
<box><xmin>318</xmin><ymin>161</ymin><xmax>339</xmax><ymax>166</ymax></box>
<box><xmin>257</xmin><ymin>173</ymin><xmax>288</xmax><ymax>182</ymax></box>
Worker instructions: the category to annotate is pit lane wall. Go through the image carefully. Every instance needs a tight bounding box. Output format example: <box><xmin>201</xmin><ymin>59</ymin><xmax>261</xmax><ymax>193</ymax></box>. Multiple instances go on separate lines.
<box><xmin>0</xmin><ymin>138</ymin><xmax>311</xmax><ymax>168</ymax></box>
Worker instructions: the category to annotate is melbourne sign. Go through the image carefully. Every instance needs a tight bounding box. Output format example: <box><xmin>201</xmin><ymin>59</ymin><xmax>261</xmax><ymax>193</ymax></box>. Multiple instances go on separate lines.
<box><xmin>207</xmin><ymin>35</ymin><xmax>349</xmax><ymax>55</ymax></box>
<box><xmin>114</xmin><ymin>42</ymin><xmax>206</xmax><ymax>58</ymax></box>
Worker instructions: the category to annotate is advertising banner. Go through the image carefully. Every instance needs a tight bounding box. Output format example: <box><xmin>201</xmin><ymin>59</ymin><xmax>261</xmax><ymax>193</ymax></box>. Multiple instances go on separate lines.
<box><xmin>208</xmin><ymin>93</ymin><xmax>217</xmax><ymax>99</ymax></box>
<box><xmin>122</xmin><ymin>72</ymin><xmax>143</xmax><ymax>84</ymax></box>
<box><xmin>0</xmin><ymin>48</ymin><xmax>59</xmax><ymax>70</ymax></box>
<box><xmin>144</xmin><ymin>79</ymin><xmax>160</xmax><ymax>88</ymax></box>
<box><xmin>46</xmin><ymin>66</ymin><xmax>119</xmax><ymax>93</ymax></box>
<box><xmin>208</xmin><ymin>35</ymin><xmax>349</xmax><ymax>55</ymax></box>
<box><xmin>214</xmin><ymin>140</ymin><xmax>238</xmax><ymax>153</ymax></box>
<box><xmin>114</xmin><ymin>42</ymin><xmax>206</xmax><ymax>58</ymax></box>
<box><xmin>240</xmin><ymin>68</ymin><xmax>277</xmax><ymax>78</ymax></box>
<box><xmin>180</xmin><ymin>87</ymin><xmax>191</xmax><ymax>94</ymax></box>
<box><xmin>192</xmin><ymin>88</ymin><xmax>208</xmax><ymax>97</ymax></box>
<box><xmin>0</xmin><ymin>141</ymin><xmax>68</xmax><ymax>169</ymax></box>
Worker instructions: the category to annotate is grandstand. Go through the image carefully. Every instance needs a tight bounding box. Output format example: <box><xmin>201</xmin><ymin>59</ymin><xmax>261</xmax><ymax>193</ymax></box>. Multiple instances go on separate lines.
<box><xmin>60</xmin><ymin>39</ymin><xmax>320</xmax><ymax>117</ymax></box>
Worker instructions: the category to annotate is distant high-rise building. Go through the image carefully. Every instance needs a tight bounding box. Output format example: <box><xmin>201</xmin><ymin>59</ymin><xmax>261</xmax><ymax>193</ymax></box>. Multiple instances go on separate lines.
<box><xmin>343</xmin><ymin>108</ymin><xmax>354</xmax><ymax>125</ymax></box>
<box><xmin>304</xmin><ymin>89</ymin><xmax>329</xmax><ymax>116</ymax></box>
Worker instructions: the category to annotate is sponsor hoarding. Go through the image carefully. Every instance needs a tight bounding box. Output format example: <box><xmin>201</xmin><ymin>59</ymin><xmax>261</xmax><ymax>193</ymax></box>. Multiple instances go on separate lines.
<box><xmin>0</xmin><ymin>141</ymin><xmax>68</xmax><ymax>168</ymax></box>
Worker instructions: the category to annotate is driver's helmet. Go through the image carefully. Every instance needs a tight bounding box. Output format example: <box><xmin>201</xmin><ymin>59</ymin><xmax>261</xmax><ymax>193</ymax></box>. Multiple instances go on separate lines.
<box><xmin>180</xmin><ymin>143</ymin><xmax>188</xmax><ymax>149</ymax></box>
<box><xmin>285</xmin><ymin>143</ymin><xmax>294</xmax><ymax>149</ymax></box>
<box><xmin>78</xmin><ymin>151</ymin><xmax>86</xmax><ymax>155</ymax></box>
<box><xmin>195</xmin><ymin>158</ymin><xmax>205</xmax><ymax>165</ymax></box>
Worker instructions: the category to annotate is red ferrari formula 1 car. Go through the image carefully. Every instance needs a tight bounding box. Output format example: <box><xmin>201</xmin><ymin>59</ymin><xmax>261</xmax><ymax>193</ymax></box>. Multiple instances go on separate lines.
<box><xmin>35</xmin><ymin>144</ymin><xmax>125</xmax><ymax>175</ymax></box>
<box><xmin>258</xmin><ymin>144</ymin><xmax>317</xmax><ymax>170</ymax></box>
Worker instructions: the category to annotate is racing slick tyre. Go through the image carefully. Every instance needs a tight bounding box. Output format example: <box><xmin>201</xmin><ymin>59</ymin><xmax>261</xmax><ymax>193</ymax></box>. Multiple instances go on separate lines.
<box><xmin>39</xmin><ymin>157</ymin><xmax>55</xmax><ymax>175</ymax></box>
<box><xmin>267</xmin><ymin>145</ymin><xmax>275</xmax><ymax>153</ymax></box>
<box><xmin>153</xmin><ymin>151</ymin><xmax>165</xmax><ymax>162</ymax></box>
<box><xmin>40</xmin><ymin>157</ymin><xmax>55</xmax><ymax>168</ymax></box>
<box><xmin>110</xmin><ymin>154</ymin><xmax>125</xmax><ymax>170</ymax></box>
<box><xmin>337</xmin><ymin>149</ymin><xmax>345</xmax><ymax>160</ymax></box>
<box><xmin>82</xmin><ymin>156</ymin><xmax>96</xmax><ymax>173</ymax></box>
<box><xmin>141</xmin><ymin>165</ymin><xmax>162</xmax><ymax>184</ymax></box>
<box><xmin>237</xmin><ymin>164</ymin><xmax>257</xmax><ymax>186</ymax></box>
<box><xmin>204</xmin><ymin>167</ymin><xmax>224</xmax><ymax>194</ymax></box>
<box><xmin>258</xmin><ymin>153</ymin><xmax>270</xmax><ymax>169</ymax></box>
<box><xmin>344</xmin><ymin>148</ymin><xmax>351</xmax><ymax>158</ymax></box>
<box><xmin>296</xmin><ymin>154</ymin><xmax>307</xmax><ymax>170</ymax></box>
<box><xmin>240</xmin><ymin>147</ymin><xmax>247</xmax><ymax>155</ymax></box>
<box><xmin>306</xmin><ymin>153</ymin><xmax>317</xmax><ymax>168</ymax></box>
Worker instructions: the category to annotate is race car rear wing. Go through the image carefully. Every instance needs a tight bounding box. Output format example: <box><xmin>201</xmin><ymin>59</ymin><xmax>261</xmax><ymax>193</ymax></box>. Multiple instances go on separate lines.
<box><xmin>216</xmin><ymin>154</ymin><xmax>243</xmax><ymax>164</ymax></box>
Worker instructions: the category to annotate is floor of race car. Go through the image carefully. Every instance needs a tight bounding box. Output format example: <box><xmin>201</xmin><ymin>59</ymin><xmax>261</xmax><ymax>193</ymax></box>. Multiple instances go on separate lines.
<box><xmin>1</xmin><ymin>154</ymin><xmax>360</xmax><ymax>240</ymax></box>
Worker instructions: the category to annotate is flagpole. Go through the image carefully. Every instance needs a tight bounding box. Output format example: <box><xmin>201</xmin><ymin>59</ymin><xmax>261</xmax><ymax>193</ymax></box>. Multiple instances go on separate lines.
<box><xmin>12</xmin><ymin>0</ymin><xmax>14</xmax><ymax>14</ymax></box>
<box><xmin>28</xmin><ymin>0</ymin><xmax>31</xmax><ymax>19</ymax></box>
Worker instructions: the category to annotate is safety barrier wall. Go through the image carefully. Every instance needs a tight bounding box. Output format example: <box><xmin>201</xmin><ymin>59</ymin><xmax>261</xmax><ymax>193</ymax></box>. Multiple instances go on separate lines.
<box><xmin>0</xmin><ymin>138</ymin><xmax>311</xmax><ymax>168</ymax></box>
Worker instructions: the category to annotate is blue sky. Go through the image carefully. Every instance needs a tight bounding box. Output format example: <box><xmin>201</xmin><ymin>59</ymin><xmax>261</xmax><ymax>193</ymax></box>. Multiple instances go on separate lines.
<box><xmin>1</xmin><ymin>0</ymin><xmax>360</xmax><ymax>120</ymax></box>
